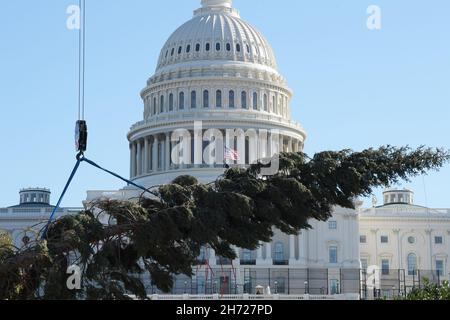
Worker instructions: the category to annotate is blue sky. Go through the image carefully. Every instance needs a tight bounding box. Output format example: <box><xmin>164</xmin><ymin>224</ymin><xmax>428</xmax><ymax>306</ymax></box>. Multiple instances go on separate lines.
<box><xmin>0</xmin><ymin>0</ymin><xmax>449</xmax><ymax>208</ymax></box>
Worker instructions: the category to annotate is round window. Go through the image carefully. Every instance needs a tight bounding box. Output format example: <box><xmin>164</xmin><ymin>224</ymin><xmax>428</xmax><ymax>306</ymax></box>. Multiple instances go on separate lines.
<box><xmin>408</xmin><ymin>236</ymin><xmax>415</xmax><ymax>244</ymax></box>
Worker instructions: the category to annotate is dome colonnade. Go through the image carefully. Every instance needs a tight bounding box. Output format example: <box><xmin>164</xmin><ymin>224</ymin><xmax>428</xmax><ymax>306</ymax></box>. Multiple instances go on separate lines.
<box><xmin>127</xmin><ymin>0</ymin><xmax>306</xmax><ymax>186</ymax></box>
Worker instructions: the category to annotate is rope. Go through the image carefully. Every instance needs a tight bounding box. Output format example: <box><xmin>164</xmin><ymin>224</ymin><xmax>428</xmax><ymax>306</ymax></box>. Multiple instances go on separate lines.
<box><xmin>41</xmin><ymin>158</ymin><xmax>82</xmax><ymax>239</ymax></box>
<box><xmin>41</xmin><ymin>155</ymin><xmax>155</xmax><ymax>239</ymax></box>
<box><xmin>81</xmin><ymin>157</ymin><xmax>154</xmax><ymax>195</ymax></box>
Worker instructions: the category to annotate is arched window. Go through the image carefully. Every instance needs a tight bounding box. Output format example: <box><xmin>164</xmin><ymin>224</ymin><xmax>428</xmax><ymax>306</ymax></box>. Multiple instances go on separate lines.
<box><xmin>203</xmin><ymin>90</ymin><xmax>209</xmax><ymax>108</ymax></box>
<box><xmin>226</xmin><ymin>43</ymin><xmax>231</xmax><ymax>51</ymax></box>
<box><xmin>216</xmin><ymin>90</ymin><xmax>222</xmax><ymax>108</ymax></box>
<box><xmin>246</xmin><ymin>44</ymin><xmax>250</xmax><ymax>53</ymax></box>
<box><xmin>274</xmin><ymin>243</ymin><xmax>284</xmax><ymax>262</ymax></box>
<box><xmin>191</xmin><ymin>91</ymin><xmax>197</xmax><ymax>109</ymax></box>
<box><xmin>179</xmin><ymin>92</ymin><xmax>185</xmax><ymax>110</ymax></box>
<box><xmin>178</xmin><ymin>46</ymin><xmax>182</xmax><ymax>54</ymax></box>
<box><xmin>186</xmin><ymin>45</ymin><xmax>191</xmax><ymax>53</ymax></box>
<box><xmin>205</xmin><ymin>43</ymin><xmax>210</xmax><ymax>52</ymax></box>
<box><xmin>165</xmin><ymin>50</ymin><xmax>168</xmax><ymax>58</ymax></box>
<box><xmin>153</xmin><ymin>97</ymin><xmax>157</xmax><ymax>114</ymax></box>
<box><xmin>241</xmin><ymin>91</ymin><xmax>247</xmax><ymax>109</ymax></box>
<box><xmin>253</xmin><ymin>92</ymin><xmax>258</xmax><ymax>110</ymax></box>
<box><xmin>408</xmin><ymin>253</ymin><xmax>417</xmax><ymax>276</ymax></box>
<box><xmin>263</xmin><ymin>94</ymin><xmax>268</xmax><ymax>111</ymax></box>
<box><xmin>216</xmin><ymin>43</ymin><xmax>221</xmax><ymax>51</ymax></box>
<box><xmin>171</xmin><ymin>48</ymin><xmax>175</xmax><ymax>56</ymax></box>
<box><xmin>169</xmin><ymin>93</ymin><xmax>174</xmax><ymax>111</ymax></box>
<box><xmin>160</xmin><ymin>95</ymin><xmax>165</xmax><ymax>113</ymax></box>
<box><xmin>195</xmin><ymin>43</ymin><xmax>200</xmax><ymax>52</ymax></box>
<box><xmin>236</xmin><ymin>43</ymin><xmax>241</xmax><ymax>52</ymax></box>
<box><xmin>229</xmin><ymin>90</ymin><xmax>235</xmax><ymax>108</ymax></box>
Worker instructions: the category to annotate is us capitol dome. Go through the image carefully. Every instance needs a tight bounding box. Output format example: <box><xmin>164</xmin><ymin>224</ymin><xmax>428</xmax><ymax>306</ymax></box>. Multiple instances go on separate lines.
<box><xmin>127</xmin><ymin>0</ymin><xmax>306</xmax><ymax>187</ymax></box>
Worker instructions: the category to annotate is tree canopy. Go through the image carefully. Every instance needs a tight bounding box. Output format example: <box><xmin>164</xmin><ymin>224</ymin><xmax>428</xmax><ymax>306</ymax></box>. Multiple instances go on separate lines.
<box><xmin>0</xmin><ymin>146</ymin><xmax>448</xmax><ymax>300</ymax></box>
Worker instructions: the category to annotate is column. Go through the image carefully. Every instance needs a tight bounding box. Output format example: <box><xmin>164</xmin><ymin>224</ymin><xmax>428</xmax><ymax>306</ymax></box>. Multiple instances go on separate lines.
<box><xmin>136</xmin><ymin>140</ymin><xmax>142</xmax><ymax>176</ymax></box>
<box><xmin>256</xmin><ymin>243</ymin><xmax>264</xmax><ymax>265</ymax></box>
<box><xmin>289</xmin><ymin>234</ymin><xmax>296</xmax><ymax>264</ymax></box>
<box><xmin>130</xmin><ymin>143</ymin><xmax>136</xmax><ymax>178</ymax></box>
<box><xmin>152</xmin><ymin>135</ymin><xmax>159</xmax><ymax>171</ymax></box>
<box><xmin>208</xmin><ymin>248</ymin><xmax>216</xmax><ymax>266</ymax></box>
<box><xmin>267</xmin><ymin>131</ymin><xmax>273</xmax><ymax>157</ymax></box>
<box><xmin>279</xmin><ymin>135</ymin><xmax>284</xmax><ymax>152</ymax></box>
<box><xmin>298</xmin><ymin>231</ymin><xmax>308</xmax><ymax>266</ymax></box>
<box><xmin>265</xmin><ymin>242</ymin><xmax>272</xmax><ymax>264</ymax></box>
<box><xmin>165</xmin><ymin>132</ymin><xmax>171</xmax><ymax>171</ymax></box>
<box><xmin>144</xmin><ymin>138</ymin><xmax>149</xmax><ymax>174</ymax></box>
<box><xmin>394</xmin><ymin>229</ymin><xmax>401</xmax><ymax>269</ymax></box>
<box><xmin>233</xmin><ymin>246</ymin><xmax>240</xmax><ymax>266</ymax></box>
<box><xmin>248</xmin><ymin>132</ymin><xmax>257</xmax><ymax>165</ymax></box>
<box><xmin>288</xmin><ymin>137</ymin><xmax>293</xmax><ymax>153</ymax></box>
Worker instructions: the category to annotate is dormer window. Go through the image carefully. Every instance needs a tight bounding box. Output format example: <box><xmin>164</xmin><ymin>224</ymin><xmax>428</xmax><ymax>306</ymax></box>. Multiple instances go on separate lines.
<box><xmin>205</xmin><ymin>43</ymin><xmax>211</xmax><ymax>51</ymax></box>
<box><xmin>216</xmin><ymin>43</ymin><xmax>221</xmax><ymax>51</ymax></box>
<box><xmin>195</xmin><ymin>43</ymin><xmax>201</xmax><ymax>52</ymax></box>
<box><xmin>226</xmin><ymin>43</ymin><xmax>231</xmax><ymax>51</ymax></box>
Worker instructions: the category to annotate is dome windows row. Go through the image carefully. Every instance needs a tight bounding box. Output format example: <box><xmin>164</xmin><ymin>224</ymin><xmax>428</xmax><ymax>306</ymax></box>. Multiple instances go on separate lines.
<box><xmin>160</xmin><ymin>40</ymin><xmax>266</xmax><ymax>68</ymax></box>
<box><xmin>165</xmin><ymin>42</ymin><xmax>251</xmax><ymax>58</ymax></box>
<box><xmin>144</xmin><ymin>89</ymin><xmax>289</xmax><ymax>118</ymax></box>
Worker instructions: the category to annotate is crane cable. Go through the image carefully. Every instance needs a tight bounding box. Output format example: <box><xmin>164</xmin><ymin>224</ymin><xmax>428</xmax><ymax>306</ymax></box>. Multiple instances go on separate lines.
<box><xmin>78</xmin><ymin>0</ymin><xmax>86</xmax><ymax>121</ymax></box>
<box><xmin>41</xmin><ymin>1</ymin><xmax>153</xmax><ymax>239</ymax></box>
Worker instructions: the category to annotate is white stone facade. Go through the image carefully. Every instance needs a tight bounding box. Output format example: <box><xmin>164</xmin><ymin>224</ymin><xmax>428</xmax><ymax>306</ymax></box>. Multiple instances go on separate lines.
<box><xmin>0</xmin><ymin>188</ymin><xmax>81</xmax><ymax>248</ymax></box>
<box><xmin>359</xmin><ymin>189</ymin><xmax>450</xmax><ymax>283</ymax></box>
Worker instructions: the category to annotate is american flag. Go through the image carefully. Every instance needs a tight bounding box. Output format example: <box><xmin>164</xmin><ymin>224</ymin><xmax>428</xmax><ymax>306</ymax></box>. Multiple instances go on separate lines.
<box><xmin>224</xmin><ymin>146</ymin><xmax>240</xmax><ymax>161</ymax></box>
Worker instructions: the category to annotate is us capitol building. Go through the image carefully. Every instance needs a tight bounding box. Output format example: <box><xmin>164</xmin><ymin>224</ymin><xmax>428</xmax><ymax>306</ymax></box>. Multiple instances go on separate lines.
<box><xmin>2</xmin><ymin>0</ymin><xmax>450</xmax><ymax>299</ymax></box>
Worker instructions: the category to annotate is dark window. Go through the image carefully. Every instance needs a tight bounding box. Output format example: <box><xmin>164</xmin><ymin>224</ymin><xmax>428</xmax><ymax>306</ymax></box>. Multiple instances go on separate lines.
<box><xmin>206</xmin><ymin>43</ymin><xmax>210</xmax><ymax>51</ymax></box>
<box><xmin>435</xmin><ymin>236</ymin><xmax>443</xmax><ymax>244</ymax></box>
<box><xmin>160</xmin><ymin>95</ymin><xmax>164</xmax><ymax>113</ymax></box>
<box><xmin>381</xmin><ymin>236</ymin><xmax>389</xmax><ymax>244</ymax></box>
<box><xmin>216</xmin><ymin>43</ymin><xmax>221</xmax><ymax>51</ymax></box>
<box><xmin>360</xmin><ymin>235</ymin><xmax>367</xmax><ymax>243</ymax></box>
<box><xmin>171</xmin><ymin>48</ymin><xmax>175</xmax><ymax>56</ymax></box>
<box><xmin>179</xmin><ymin>92</ymin><xmax>185</xmax><ymax>110</ymax></box>
<box><xmin>241</xmin><ymin>91</ymin><xmax>247</xmax><ymax>109</ymax></box>
<box><xmin>216</xmin><ymin>90</ymin><xmax>222</xmax><ymax>108</ymax></box>
<box><xmin>203</xmin><ymin>90</ymin><xmax>209</xmax><ymax>108</ymax></box>
<box><xmin>229</xmin><ymin>90</ymin><xmax>235</xmax><ymax>108</ymax></box>
<box><xmin>153</xmin><ymin>97</ymin><xmax>157</xmax><ymax>114</ymax></box>
<box><xmin>226</xmin><ymin>43</ymin><xmax>231</xmax><ymax>51</ymax></box>
<box><xmin>186</xmin><ymin>45</ymin><xmax>191</xmax><ymax>53</ymax></box>
<box><xmin>165</xmin><ymin>50</ymin><xmax>168</xmax><ymax>58</ymax></box>
<box><xmin>178</xmin><ymin>46</ymin><xmax>182</xmax><ymax>54</ymax></box>
<box><xmin>195</xmin><ymin>43</ymin><xmax>200</xmax><ymax>52</ymax></box>
<box><xmin>169</xmin><ymin>93</ymin><xmax>174</xmax><ymax>111</ymax></box>
<box><xmin>246</xmin><ymin>44</ymin><xmax>250</xmax><ymax>53</ymax></box>
<box><xmin>236</xmin><ymin>43</ymin><xmax>241</xmax><ymax>52</ymax></box>
<box><xmin>382</xmin><ymin>260</ymin><xmax>390</xmax><ymax>275</ymax></box>
<box><xmin>252</xmin><ymin>92</ymin><xmax>258</xmax><ymax>110</ymax></box>
<box><xmin>191</xmin><ymin>91</ymin><xmax>197</xmax><ymax>108</ymax></box>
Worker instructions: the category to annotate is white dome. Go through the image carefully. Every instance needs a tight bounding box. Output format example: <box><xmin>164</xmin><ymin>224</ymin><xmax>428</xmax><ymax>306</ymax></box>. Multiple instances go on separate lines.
<box><xmin>156</xmin><ymin>0</ymin><xmax>277</xmax><ymax>72</ymax></box>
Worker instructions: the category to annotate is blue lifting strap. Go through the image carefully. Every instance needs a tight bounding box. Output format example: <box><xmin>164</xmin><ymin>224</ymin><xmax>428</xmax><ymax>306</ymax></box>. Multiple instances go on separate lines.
<box><xmin>41</xmin><ymin>158</ymin><xmax>82</xmax><ymax>239</ymax></box>
<box><xmin>41</xmin><ymin>155</ymin><xmax>153</xmax><ymax>240</ymax></box>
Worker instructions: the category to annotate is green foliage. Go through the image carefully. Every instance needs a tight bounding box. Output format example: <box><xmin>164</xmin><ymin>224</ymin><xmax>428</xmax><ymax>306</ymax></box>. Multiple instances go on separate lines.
<box><xmin>0</xmin><ymin>146</ymin><xmax>448</xmax><ymax>300</ymax></box>
<box><xmin>404</xmin><ymin>279</ymin><xmax>450</xmax><ymax>300</ymax></box>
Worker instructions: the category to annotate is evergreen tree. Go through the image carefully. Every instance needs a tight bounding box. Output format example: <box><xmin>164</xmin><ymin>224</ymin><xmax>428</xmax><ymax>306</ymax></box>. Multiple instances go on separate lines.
<box><xmin>0</xmin><ymin>146</ymin><xmax>448</xmax><ymax>300</ymax></box>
